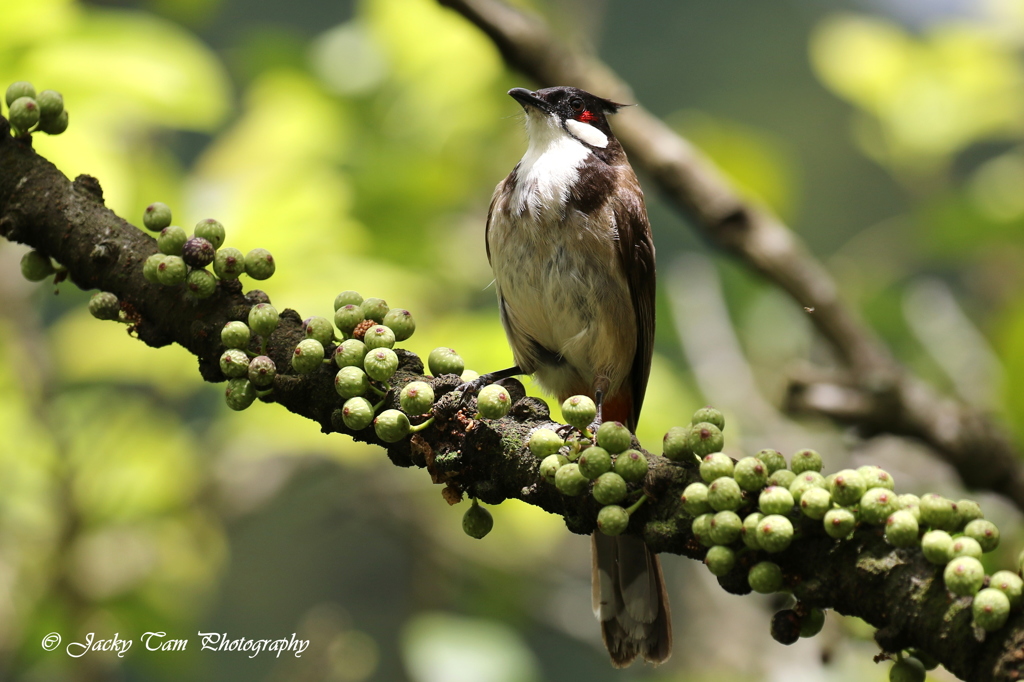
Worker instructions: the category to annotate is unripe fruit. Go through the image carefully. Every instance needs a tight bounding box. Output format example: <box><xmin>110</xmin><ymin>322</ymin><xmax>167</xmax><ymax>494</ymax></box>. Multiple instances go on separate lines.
<box><xmin>799</xmin><ymin>486</ymin><xmax>832</xmax><ymax>520</ymax></box>
<box><xmin>823</xmin><ymin>508</ymin><xmax>857</xmax><ymax>539</ymax></box>
<box><xmin>219</xmin><ymin>349</ymin><xmax>250</xmax><ymax>378</ymax></box>
<box><xmin>897</xmin><ymin>494</ymin><xmax>921</xmax><ymax>522</ymax></box>
<box><xmin>709</xmin><ymin>510</ymin><xmax>742</xmax><ymax>545</ymax></box>
<box><xmin>221</xmin><ymin>321</ymin><xmax>250</xmax><ymax>350</ymax></box>
<box><xmin>614</xmin><ymin>450</ymin><xmax>648</xmax><ymax>483</ymax></box>
<box><xmin>291</xmin><ymin>339</ymin><xmax>325</xmax><ymax>374</ymax></box>
<box><xmin>759</xmin><ymin>486</ymin><xmax>795</xmax><ymax>516</ymax></box>
<box><xmin>555</xmin><ymin>463</ymin><xmax>589</xmax><ymax>496</ymax></box>
<box><xmin>662</xmin><ymin>426</ymin><xmax>692</xmax><ymax>461</ymax></box>
<box><xmin>562</xmin><ymin>395</ymin><xmax>597</xmax><ymax>431</ymax></box>
<box><xmin>363</xmin><ymin>324</ymin><xmax>396</xmax><ymax>350</ymax></box>
<box><xmin>691</xmin><ymin>513</ymin><xmax>714</xmax><ymax>547</ymax></box>
<box><xmin>768</xmin><ymin>469</ymin><xmax>797</xmax><ymax>488</ymax></box>
<box><xmin>38</xmin><ymin>109</ymin><xmax>68</xmax><ymax>135</ymax></box>
<box><xmin>9</xmin><ymin>96</ymin><xmax>39</xmax><ymax>132</ymax></box>
<box><xmin>400</xmin><ymin>381</ymin><xmax>434</xmax><ymax>416</ymax></box>
<box><xmin>733</xmin><ymin>457</ymin><xmax>768</xmax><ymax>492</ymax></box>
<box><xmin>529</xmin><ymin>428</ymin><xmax>564</xmax><ymax>459</ymax></box>
<box><xmin>791</xmin><ymin>449</ymin><xmax>822</xmax><ymax>474</ymax></box>
<box><xmin>756</xmin><ymin>448</ymin><xmax>787</xmax><ymax>474</ymax></box>
<box><xmin>374</xmin><ymin>409</ymin><xmax>410</xmax><ymax>443</ymax></box>
<box><xmin>333</xmin><ymin>339</ymin><xmax>367</xmax><ymax>368</ymax></box>
<box><xmin>248</xmin><ymin>355</ymin><xmax>276</xmax><ymax>388</ymax></box>
<box><xmin>857</xmin><ymin>465</ymin><xmax>895</xmax><ymax>491</ymax></box>
<box><xmin>341</xmin><ymin>397</ymin><xmax>374</xmax><ymax>430</ymax></box>
<box><xmin>859</xmin><ymin>488</ymin><xmax>897</xmax><ymax>525</ymax></box>
<box><xmin>335</xmin><ymin>366</ymin><xmax>369</xmax><ymax>398</ymax></box>
<box><xmin>143</xmin><ymin>202</ymin><xmax>172</xmax><ymax>231</ymax></box>
<box><xmin>247</xmin><ymin>306</ymin><xmax>280</xmax><ymax>341</ymax></box>
<box><xmin>539</xmin><ymin>454</ymin><xmax>569</xmax><ymax>483</ymax></box>
<box><xmin>742</xmin><ymin>512</ymin><xmax>763</xmax><ymax>549</ymax></box>
<box><xmin>596</xmin><ymin>421</ymin><xmax>631</xmax><ymax>455</ymax></box>
<box><xmin>789</xmin><ymin>471</ymin><xmax>826</xmax><ymax>503</ymax></box>
<box><xmin>680</xmin><ymin>482</ymin><xmax>711</xmax><ymax>516</ymax></box>
<box><xmin>800</xmin><ymin>608</ymin><xmax>826</xmax><ymax>638</ymax></box>
<box><xmin>302</xmin><ymin>316</ymin><xmax>334</xmax><ymax>347</ymax></box>
<box><xmin>578</xmin><ymin>446</ymin><xmax>612</xmax><ymax>480</ymax></box>
<box><xmin>186</xmin><ymin>269</ymin><xmax>217</xmax><ymax>298</ymax></box>
<box><xmin>334</xmin><ymin>290</ymin><xmax>363</xmax><ymax>310</ymax></box>
<box><xmin>889</xmin><ymin>657</ymin><xmax>926</xmax><ymax>682</ymax></box>
<box><xmin>973</xmin><ymin>588</ymin><xmax>1011</xmax><ymax>632</ymax></box>
<box><xmin>5</xmin><ymin>81</ymin><xmax>35</xmax><ymax>106</ymax></box>
<box><xmin>462</xmin><ymin>500</ymin><xmax>493</xmax><ymax>539</ymax></box>
<box><xmin>334</xmin><ymin>304</ymin><xmax>364</xmax><ymax>335</ymax></box>
<box><xmin>707</xmin><ymin>476</ymin><xmax>743</xmax><ymax>512</ymax></box>
<box><xmin>157</xmin><ymin>225</ymin><xmax>188</xmax><ymax>255</ymax></box>
<box><xmin>989</xmin><ymin>570</ymin><xmax>1023</xmax><ymax>609</ymax></box>
<box><xmin>885</xmin><ymin>510</ymin><xmax>919</xmax><ymax>548</ymax></box>
<box><xmin>691</xmin><ymin>406</ymin><xmax>725</xmax><ymax>430</ymax></box>
<box><xmin>180</xmin><ymin>238</ymin><xmax>214</xmax><ymax>270</ymax></box>
<box><xmin>955</xmin><ymin>499</ymin><xmax>984</xmax><ymax>529</ymax></box>
<box><xmin>688</xmin><ymin>422</ymin><xmax>724</xmax><ymax>456</ymax></box>
<box><xmin>919</xmin><ymin>494</ymin><xmax>958</xmax><ymax>531</ymax></box>
<box><xmin>704</xmin><ymin>545</ymin><xmax>736</xmax><ymax>576</ymax></box>
<box><xmin>829</xmin><ymin>469</ymin><xmax>867</xmax><ymax>507</ymax></box>
<box><xmin>245</xmin><ymin>248</ymin><xmax>276</xmax><ymax>280</ymax></box>
<box><xmin>700</xmin><ymin>452</ymin><xmax>734</xmax><ymax>483</ymax></box>
<box><xmin>476</xmin><ymin>383</ymin><xmax>512</xmax><ymax>418</ymax></box>
<box><xmin>748</xmin><ymin>561</ymin><xmax>783</xmax><ymax>594</ymax></box>
<box><xmin>360</xmin><ymin>297</ymin><xmax>389</xmax><ymax>323</ymax></box>
<box><xmin>943</xmin><ymin>556</ymin><xmax>985</xmax><ymax>596</ymax></box>
<box><xmin>194</xmin><ymin>218</ymin><xmax>225</xmax><ymax>249</ymax></box>
<box><xmin>770</xmin><ymin>609</ymin><xmax>801</xmax><ymax>645</ymax></box>
<box><xmin>364</xmin><ymin>347</ymin><xmax>399</xmax><ymax>382</ymax></box>
<box><xmin>382</xmin><ymin>308</ymin><xmax>416</xmax><ymax>341</ymax></box>
<box><xmin>921</xmin><ymin>530</ymin><xmax>954</xmax><ymax>565</ymax></box>
<box><xmin>949</xmin><ymin>536</ymin><xmax>983</xmax><ymax>560</ymax></box>
<box><xmin>156</xmin><ymin>255</ymin><xmax>187</xmax><ymax>285</ymax></box>
<box><xmin>592</xmin><ymin>472</ymin><xmax>627</xmax><ymax>505</ymax></box>
<box><xmin>428</xmin><ymin>347</ymin><xmax>464</xmax><ymax>376</ymax></box>
<box><xmin>597</xmin><ymin>505</ymin><xmax>630</xmax><ymax>536</ymax></box>
<box><xmin>214</xmin><ymin>247</ymin><xmax>246</xmax><ymax>280</ymax></box>
<box><xmin>88</xmin><ymin>292</ymin><xmax>119</xmax><ymax>321</ymax></box>
<box><xmin>143</xmin><ymin>253</ymin><xmax>164</xmax><ymax>283</ymax></box>
<box><xmin>756</xmin><ymin>515</ymin><xmax>794</xmax><ymax>553</ymax></box>
<box><xmin>225</xmin><ymin>378</ymin><xmax>257</xmax><ymax>410</ymax></box>
<box><xmin>963</xmin><ymin>519</ymin><xmax>999</xmax><ymax>552</ymax></box>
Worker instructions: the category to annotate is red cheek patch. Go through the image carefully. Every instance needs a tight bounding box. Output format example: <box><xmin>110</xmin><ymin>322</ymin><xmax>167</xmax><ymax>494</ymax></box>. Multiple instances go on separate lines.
<box><xmin>577</xmin><ymin>110</ymin><xmax>596</xmax><ymax>123</ymax></box>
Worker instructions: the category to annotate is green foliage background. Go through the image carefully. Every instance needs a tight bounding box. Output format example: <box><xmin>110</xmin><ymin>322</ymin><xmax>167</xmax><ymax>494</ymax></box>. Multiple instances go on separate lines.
<box><xmin>1</xmin><ymin>0</ymin><xmax>1024</xmax><ymax>680</ymax></box>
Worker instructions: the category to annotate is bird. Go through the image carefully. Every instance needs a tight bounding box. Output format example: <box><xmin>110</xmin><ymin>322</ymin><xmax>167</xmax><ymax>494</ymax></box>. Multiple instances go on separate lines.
<box><xmin>472</xmin><ymin>85</ymin><xmax>670</xmax><ymax>667</ymax></box>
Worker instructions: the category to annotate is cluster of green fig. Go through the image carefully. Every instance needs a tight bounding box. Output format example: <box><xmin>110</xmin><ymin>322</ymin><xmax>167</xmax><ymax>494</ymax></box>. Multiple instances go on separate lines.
<box><xmin>526</xmin><ymin>396</ymin><xmax>651</xmax><ymax>537</ymax></box>
<box><xmin>668</xmin><ymin>407</ymin><xmax>1020</xmax><ymax>673</ymax></box>
<box><xmin>5</xmin><ymin>81</ymin><xmax>68</xmax><ymax>137</ymax></box>
<box><xmin>139</xmin><ymin>203</ymin><xmax>274</xmax><ymax>295</ymax></box>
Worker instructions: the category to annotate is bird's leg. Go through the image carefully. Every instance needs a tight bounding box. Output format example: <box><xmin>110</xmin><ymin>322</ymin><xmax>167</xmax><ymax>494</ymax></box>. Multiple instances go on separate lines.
<box><xmin>456</xmin><ymin>366</ymin><xmax>523</xmax><ymax>408</ymax></box>
<box><xmin>591</xmin><ymin>376</ymin><xmax>610</xmax><ymax>433</ymax></box>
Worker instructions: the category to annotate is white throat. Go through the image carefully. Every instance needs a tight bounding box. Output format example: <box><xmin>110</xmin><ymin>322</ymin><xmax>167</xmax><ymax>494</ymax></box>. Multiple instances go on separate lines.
<box><xmin>512</xmin><ymin>111</ymin><xmax>592</xmax><ymax>215</ymax></box>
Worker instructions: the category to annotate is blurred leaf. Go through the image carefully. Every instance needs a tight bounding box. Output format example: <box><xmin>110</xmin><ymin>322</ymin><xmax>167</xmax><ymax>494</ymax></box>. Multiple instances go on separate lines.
<box><xmin>401</xmin><ymin>611</ymin><xmax>539</xmax><ymax>682</ymax></box>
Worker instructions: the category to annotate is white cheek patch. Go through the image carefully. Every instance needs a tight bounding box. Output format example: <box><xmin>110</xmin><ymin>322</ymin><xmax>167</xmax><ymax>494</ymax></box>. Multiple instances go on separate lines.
<box><xmin>566</xmin><ymin>119</ymin><xmax>608</xmax><ymax>148</ymax></box>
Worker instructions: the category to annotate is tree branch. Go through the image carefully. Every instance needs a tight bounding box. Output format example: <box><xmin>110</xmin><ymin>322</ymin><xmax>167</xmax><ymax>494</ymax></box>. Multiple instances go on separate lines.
<box><xmin>1</xmin><ymin>101</ymin><xmax>1021</xmax><ymax>679</ymax></box>
<box><xmin>435</xmin><ymin>0</ymin><xmax>1024</xmax><ymax>514</ymax></box>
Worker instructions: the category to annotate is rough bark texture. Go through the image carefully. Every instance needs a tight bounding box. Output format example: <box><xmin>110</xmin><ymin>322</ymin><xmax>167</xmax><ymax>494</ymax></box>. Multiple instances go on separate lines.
<box><xmin>1</xmin><ymin>108</ymin><xmax>1022</xmax><ymax>680</ymax></box>
<box><xmin>435</xmin><ymin>0</ymin><xmax>1024</xmax><ymax>514</ymax></box>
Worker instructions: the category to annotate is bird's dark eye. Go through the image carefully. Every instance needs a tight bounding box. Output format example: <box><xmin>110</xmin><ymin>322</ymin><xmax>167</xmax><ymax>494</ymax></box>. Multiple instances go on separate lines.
<box><xmin>569</xmin><ymin>97</ymin><xmax>584</xmax><ymax>112</ymax></box>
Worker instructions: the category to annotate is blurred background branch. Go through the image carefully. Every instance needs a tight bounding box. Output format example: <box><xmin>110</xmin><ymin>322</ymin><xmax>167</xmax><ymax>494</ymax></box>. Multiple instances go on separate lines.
<box><xmin>439</xmin><ymin>0</ymin><xmax>1024</xmax><ymax>513</ymax></box>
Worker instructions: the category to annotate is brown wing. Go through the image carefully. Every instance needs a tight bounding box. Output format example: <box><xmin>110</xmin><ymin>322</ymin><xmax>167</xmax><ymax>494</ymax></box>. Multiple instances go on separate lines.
<box><xmin>611</xmin><ymin>167</ymin><xmax>656</xmax><ymax>429</ymax></box>
<box><xmin>485</xmin><ymin>169</ymin><xmax>516</xmax><ymax>266</ymax></box>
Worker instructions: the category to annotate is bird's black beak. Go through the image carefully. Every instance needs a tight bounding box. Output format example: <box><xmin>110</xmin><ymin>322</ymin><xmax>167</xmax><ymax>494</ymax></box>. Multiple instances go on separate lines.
<box><xmin>508</xmin><ymin>88</ymin><xmax>550</xmax><ymax>113</ymax></box>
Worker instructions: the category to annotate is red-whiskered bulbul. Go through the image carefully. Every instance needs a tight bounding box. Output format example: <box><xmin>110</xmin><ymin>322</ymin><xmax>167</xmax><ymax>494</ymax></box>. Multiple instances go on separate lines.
<box><xmin>471</xmin><ymin>86</ymin><xmax>669</xmax><ymax>667</ymax></box>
